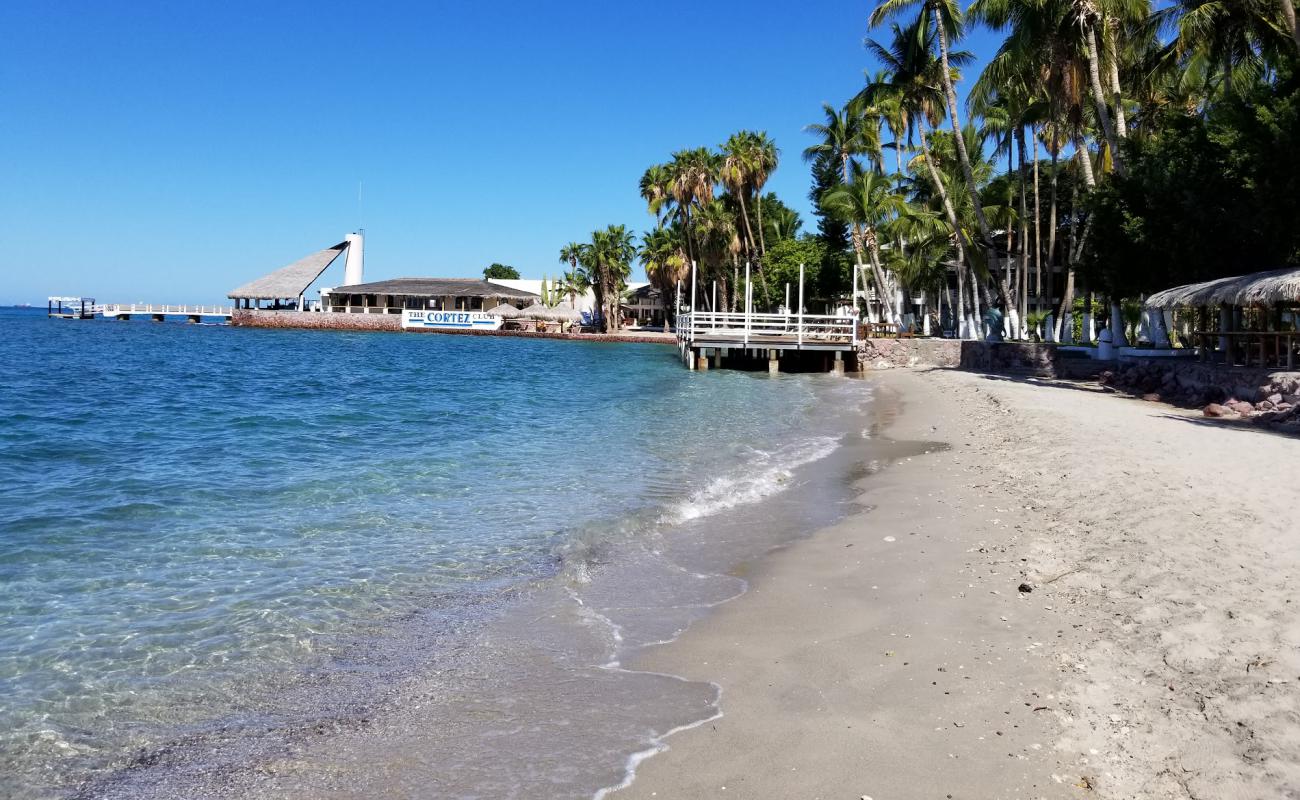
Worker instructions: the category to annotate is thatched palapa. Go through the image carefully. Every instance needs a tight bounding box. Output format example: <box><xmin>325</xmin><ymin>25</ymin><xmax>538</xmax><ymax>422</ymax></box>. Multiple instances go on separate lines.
<box><xmin>486</xmin><ymin>302</ymin><xmax>524</xmax><ymax>318</ymax></box>
<box><xmin>230</xmin><ymin>243</ymin><xmax>348</xmax><ymax>300</ymax></box>
<box><xmin>1145</xmin><ymin>267</ymin><xmax>1300</xmax><ymax>309</ymax></box>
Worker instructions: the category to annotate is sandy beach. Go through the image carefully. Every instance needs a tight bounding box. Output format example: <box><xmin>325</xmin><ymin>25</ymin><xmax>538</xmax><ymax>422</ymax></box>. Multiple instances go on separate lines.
<box><xmin>614</xmin><ymin>368</ymin><xmax>1300</xmax><ymax>799</ymax></box>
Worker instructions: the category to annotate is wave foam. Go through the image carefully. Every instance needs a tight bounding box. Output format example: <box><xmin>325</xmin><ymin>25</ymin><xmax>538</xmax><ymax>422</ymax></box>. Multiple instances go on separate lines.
<box><xmin>659</xmin><ymin>435</ymin><xmax>841</xmax><ymax>525</ymax></box>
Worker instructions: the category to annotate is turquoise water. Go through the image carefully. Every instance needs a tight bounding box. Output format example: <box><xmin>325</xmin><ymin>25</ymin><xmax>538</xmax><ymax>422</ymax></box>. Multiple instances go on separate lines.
<box><xmin>0</xmin><ymin>309</ymin><xmax>865</xmax><ymax>798</ymax></box>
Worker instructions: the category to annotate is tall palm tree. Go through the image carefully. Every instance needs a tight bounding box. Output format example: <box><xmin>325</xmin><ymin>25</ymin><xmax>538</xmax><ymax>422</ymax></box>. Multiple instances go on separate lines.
<box><xmin>581</xmin><ymin>225</ymin><xmax>636</xmax><ymax>332</ymax></box>
<box><xmin>665</xmin><ymin>148</ymin><xmax>718</xmax><ymax>267</ymax></box>
<box><xmin>720</xmin><ymin>131</ymin><xmax>762</xmax><ymax>261</ymax></box>
<box><xmin>749</xmin><ymin>132</ymin><xmax>780</xmax><ymax>256</ymax></box>
<box><xmin>804</xmin><ymin>100</ymin><xmax>883</xmax><ymax>279</ymax></box>
<box><xmin>864</xmin><ymin>18</ymin><xmax>984</xmax><ymax>336</ymax></box>
<box><xmin>639</xmin><ymin>164</ymin><xmax>675</xmax><ymax>225</ymax></box>
<box><xmin>872</xmin><ymin>0</ymin><xmax>1018</xmax><ymax>315</ymax></box>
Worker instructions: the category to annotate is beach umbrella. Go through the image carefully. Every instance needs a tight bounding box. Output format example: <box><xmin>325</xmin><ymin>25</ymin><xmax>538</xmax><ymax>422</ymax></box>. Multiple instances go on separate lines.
<box><xmin>486</xmin><ymin>302</ymin><xmax>523</xmax><ymax>318</ymax></box>
<box><xmin>548</xmin><ymin>302</ymin><xmax>583</xmax><ymax>322</ymax></box>
<box><xmin>520</xmin><ymin>301</ymin><xmax>549</xmax><ymax>319</ymax></box>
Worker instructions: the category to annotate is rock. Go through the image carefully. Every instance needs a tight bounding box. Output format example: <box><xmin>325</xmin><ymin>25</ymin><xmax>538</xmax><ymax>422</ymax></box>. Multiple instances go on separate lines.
<box><xmin>1203</xmin><ymin>403</ymin><xmax>1234</xmax><ymax>418</ymax></box>
<box><xmin>1141</xmin><ymin>393</ymin><xmax>1161</xmax><ymax>403</ymax></box>
<box><xmin>1267</xmin><ymin>393</ymin><xmax>1283</xmax><ymax>405</ymax></box>
<box><xmin>1018</xmin><ymin>583</ymin><xmax>1034</xmax><ymax>594</ymax></box>
<box><xmin>1228</xmin><ymin>400</ymin><xmax>1256</xmax><ymax>415</ymax></box>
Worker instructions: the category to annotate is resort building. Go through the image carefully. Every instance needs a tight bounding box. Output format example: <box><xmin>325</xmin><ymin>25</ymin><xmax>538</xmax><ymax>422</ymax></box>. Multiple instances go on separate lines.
<box><xmin>624</xmin><ymin>284</ymin><xmax>667</xmax><ymax>327</ymax></box>
<box><xmin>319</xmin><ymin>278</ymin><xmax>537</xmax><ymax>314</ymax></box>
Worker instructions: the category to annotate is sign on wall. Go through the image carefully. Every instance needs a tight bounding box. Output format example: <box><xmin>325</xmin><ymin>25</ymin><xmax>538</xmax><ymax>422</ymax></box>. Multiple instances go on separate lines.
<box><xmin>402</xmin><ymin>310</ymin><xmax>504</xmax><ymax>331</ymax></box>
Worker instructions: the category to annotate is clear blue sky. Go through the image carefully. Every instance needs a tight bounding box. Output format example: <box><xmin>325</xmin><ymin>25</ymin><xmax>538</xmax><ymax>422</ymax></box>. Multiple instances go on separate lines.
<box><xmin>1</xmin><ymin>0</ymin><xmax>999</xmax><ymax>304</ymax></box>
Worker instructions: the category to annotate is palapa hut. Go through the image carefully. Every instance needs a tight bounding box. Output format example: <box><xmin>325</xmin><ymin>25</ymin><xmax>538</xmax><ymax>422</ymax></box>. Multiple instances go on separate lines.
<box><xmin>486</xmin><ymin>302</ymin><xmax>525</xmax><ymax>318</ymax></box>
<box><xmin>1145</xmin><ymin>266</ymin><xmax>1300</xmax><ymax>369</ymax></box>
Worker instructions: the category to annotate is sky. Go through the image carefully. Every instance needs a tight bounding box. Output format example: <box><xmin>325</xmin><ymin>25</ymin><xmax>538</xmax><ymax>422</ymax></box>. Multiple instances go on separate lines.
<box><xmin>1</xmin><ymin>0</ymin><xmax>1000</xmax><ymax>304</ymax></box>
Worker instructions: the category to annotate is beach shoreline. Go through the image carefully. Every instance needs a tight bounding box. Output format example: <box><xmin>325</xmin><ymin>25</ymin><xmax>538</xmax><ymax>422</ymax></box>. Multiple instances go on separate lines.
<box><xmin>611</xmin><ymin>368</ymin><xmax>1300</xmax><ymax>799</ymax></box>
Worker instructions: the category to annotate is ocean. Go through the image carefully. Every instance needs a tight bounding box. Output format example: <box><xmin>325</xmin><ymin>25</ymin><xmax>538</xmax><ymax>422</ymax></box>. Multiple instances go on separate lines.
<box><xmin>0</xmin><ymin>308</ymin><xmax>876</xmax><ymax>798</ymax></box>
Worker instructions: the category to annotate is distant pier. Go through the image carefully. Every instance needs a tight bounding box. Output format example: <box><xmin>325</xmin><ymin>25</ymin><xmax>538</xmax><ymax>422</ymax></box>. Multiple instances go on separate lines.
<box><xmin>46</xmin><ymin>298</ymin><xmax>232</xmax><ymax>323</ymax></box>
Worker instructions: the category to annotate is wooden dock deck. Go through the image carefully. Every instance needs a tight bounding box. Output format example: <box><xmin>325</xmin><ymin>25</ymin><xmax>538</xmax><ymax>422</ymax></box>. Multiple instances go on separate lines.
<box><xmin>677</xmin><ymin>311</ymin><xmax>858</xmax><ymax>373</ymax></box>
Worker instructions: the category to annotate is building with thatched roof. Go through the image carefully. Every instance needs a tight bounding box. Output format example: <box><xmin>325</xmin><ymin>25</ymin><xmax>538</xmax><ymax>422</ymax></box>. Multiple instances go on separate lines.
<box><xmin>1144</xmin><ymin>266</ymin><xmax>1300</xmax><ymax>369</ymax></box>
<box><xmin>1145</xmin><ymin>267</ymin><xmax>1300</xmax><ymax>310</ymax></box>
<box><xmin>228</xmin><ymin>242</ymin><xmax>349</xmax><ymax>310</ymax></box>
<box><xmin>321</xmin><ymin>278</ymin><xmax>537</xmax><ymax>315</ymax></box>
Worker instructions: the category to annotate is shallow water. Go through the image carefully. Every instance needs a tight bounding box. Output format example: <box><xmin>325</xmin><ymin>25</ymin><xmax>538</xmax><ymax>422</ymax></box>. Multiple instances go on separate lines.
<box><xmin>0</xmin><ymin>309</ymin><xmax>880</xmax><ymax>798</ymax></box>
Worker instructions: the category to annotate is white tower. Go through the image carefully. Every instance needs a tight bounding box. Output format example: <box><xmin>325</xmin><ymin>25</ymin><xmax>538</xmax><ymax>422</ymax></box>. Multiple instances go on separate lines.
<box><xmin>343</xmin><ymin>232</ymin><xmax>365</xmax><ymax>286</ymax></box>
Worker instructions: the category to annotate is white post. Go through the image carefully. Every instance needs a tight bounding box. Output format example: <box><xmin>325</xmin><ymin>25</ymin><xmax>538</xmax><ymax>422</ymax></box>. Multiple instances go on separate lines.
<box><xmin>676</xmin><ymin>280</ymin><xmax>682</xmax><ymax>340</ymax></box>
<box><xmin>785</xmin><ymin>283</ymin><xmax>790</xmax><ymax>316</ymax></box>
<box><xmin>798</xmin><ymin>262</ymin><xmax>805</xmax><ymax>349</ymax></box>
<box><xmin>690</xmin><ymin>260</ymin><xmax>698</xmax><ymax>315</ymax></box>
<box><xmin>712</xmin><ymin>280</ymin><xmax>717</xmax><ymax>316</ymax></box>
<box><xmin>744</xmin><ymin>261</ymin><xmax>752</xmax><ymax>347</ymax></box>
<box><xmin>852</xmin><ymin>261</ymin><xmax>859</xmax><ymax>316</ymax></box>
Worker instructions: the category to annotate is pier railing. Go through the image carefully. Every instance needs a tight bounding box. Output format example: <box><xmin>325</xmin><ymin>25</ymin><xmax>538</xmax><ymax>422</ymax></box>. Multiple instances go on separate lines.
<box><xmin>101</xmin><ymin>303</ymin><xmax>233</xmax><ymax>317</ymax></box>
<box><xmin>677</xmin><ymin>311</ymin><xmax>858</xmax><ymax>348</ymax></box>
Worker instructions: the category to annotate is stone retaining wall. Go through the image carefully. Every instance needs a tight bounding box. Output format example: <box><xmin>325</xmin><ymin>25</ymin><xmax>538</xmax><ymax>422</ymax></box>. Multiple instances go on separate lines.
<box><xmin>232</xmin><ymin>310</ymin><xmax>402</xmax><ymax>331</ymax></box>
<box><xmin>856</xmin><ymin>338</ymin><xmax>961</xmax><ymax>369</ymax></box>
<box><xmin>229</xmin><ymin>310</ymin><xmax>673</xmax><ymax>344</ymax></box>
<box><xmin>957</xmin><ymin>341</ymin><xmax>1106</xmax><ymax>379</ymax></box>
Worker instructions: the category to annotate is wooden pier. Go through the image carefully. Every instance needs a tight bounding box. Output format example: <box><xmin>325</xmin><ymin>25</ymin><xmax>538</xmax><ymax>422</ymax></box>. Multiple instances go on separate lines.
<box><xmin>100</xmin><ymin>303</ymin><xmax>233</xmax><ymax>322</ymax></box>
<box><xmin>676</xmin><ymin>311</ymin><xmax>858</xmax><ymax>374</ymax></box>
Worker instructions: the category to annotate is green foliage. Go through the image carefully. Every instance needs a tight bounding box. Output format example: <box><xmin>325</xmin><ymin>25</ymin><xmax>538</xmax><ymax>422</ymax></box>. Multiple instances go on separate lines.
<box><xmin>755</xmin><ymin>237</ymin><xmax>828</xmax><ymax>307</ymax></box>
<box><xmin>1084</xmin><ymin>70</ymin><xmax>1300</xmax><ymax>296</ymax></box>
<box><xmin>483</xmin><ymin>263</ymin><xmax>520</xmax><ymax>280</ymax></box>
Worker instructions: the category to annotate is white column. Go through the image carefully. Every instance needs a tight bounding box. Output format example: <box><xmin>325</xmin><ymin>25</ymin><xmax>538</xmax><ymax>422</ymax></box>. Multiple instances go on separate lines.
<box><xmin>797</xmin><ymin>262</ymin><xmax>805</xmax><ymax>348</ymax></box>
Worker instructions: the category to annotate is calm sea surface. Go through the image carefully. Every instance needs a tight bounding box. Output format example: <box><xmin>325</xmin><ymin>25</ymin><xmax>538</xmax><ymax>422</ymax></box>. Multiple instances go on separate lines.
<box><xmin>0</xmin><ymin>308</ymin><xmax>874</xmax><ymax>798</ymax></box>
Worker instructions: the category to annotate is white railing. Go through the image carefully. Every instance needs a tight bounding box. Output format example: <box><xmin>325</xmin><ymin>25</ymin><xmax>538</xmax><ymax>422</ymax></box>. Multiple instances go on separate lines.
<box><xmin>101</xmin><ymin>304</ymin><xmax>233</xmax><ymax>316</ymax></box>
<box><xmin>678</xmin><ymin>311</ymin><xmax>857</xmax><ymax>347</ymax></box>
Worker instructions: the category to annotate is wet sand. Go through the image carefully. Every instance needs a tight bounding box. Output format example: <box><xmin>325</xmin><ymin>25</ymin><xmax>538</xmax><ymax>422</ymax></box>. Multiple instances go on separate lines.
<box><xmin>614</xmin><ymin>368</ymin><xmax>1300</xmax><ymax>799</ymax></box>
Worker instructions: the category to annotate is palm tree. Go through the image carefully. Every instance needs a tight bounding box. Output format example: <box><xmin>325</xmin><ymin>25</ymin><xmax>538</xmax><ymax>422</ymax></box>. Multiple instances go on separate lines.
<box><xmin>666</xmin><ymin>148</ymin><xmax>718</xmax><ymax>266</ymax></box>
<box><xmin>872</xmin><ymin>0</ymin><xmax>1018</xmax><ymax>316</ymax></box>
<box><xmin>749</xmin><ymin>132</ymin><xmax>780</xmax><ymax>256</ymax></box>
<box><xmin>804</xmin><ymin>100</ymin><xmax>883</xmax><ymax>284</ymax></box>
<box><xmin>822</xmin><ymin>163</ymin><xmax>912</xmax><ymax>323</ymax></box>
<box><xmin>640</xmin><ymin>224</ymin><xmax>688</xmax><ymax>319</ymax></box>
<box><xmin>1159</xmin><ymin>0</ymin><xmax>1289</xmax><ymax>96</ymax></box>
<box><xmin>763</xmin><ymin>199</ymin><xmax>803</xmax><ymax>244</ymax></box>
<box><xmin>720</xmin><ymin>132</ymin><xmax>762</xmax><ymax>261</ymax></box>
<box><xmin>580</xmin><ymin>225</ymin><xmax>636</xmax><ymax>332</ymax></box>
<box><xmin>639</xmin><ymin>164</ymin><xmax>675</xmax><ymax>225</ymax></box>
<box><xmin>865</xmin><ymin>18</ymin><xmax>984</xmax><ymax>336</ymax></box>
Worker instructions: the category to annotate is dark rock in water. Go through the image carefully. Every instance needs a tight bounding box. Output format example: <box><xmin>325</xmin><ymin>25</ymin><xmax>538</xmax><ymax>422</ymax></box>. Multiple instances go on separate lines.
<box><xmin>1017</xmin><ymin>583</ymin><xmax>1033</xmax><ymax>594</ymax></box>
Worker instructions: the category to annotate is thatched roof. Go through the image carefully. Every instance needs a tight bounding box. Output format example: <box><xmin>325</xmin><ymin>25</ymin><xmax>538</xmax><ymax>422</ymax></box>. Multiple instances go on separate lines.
<box><xmin>486</xmin><ymin>302</ymin><xmax>524</xmax><ymax>318</ymax></box>
<box><xmin>519</xmin><ymin>301</ymin><xmax>549</xmax><ymax>319</ymax></box>
<box><xmin>1146</xmin><ymin>267</ymin><xmax>1300</xmax><ymax>309</ymax></box>
<box><xmin>229</xmin><ymin>242</ymin><xmax>348</xmax><ymax>300</ymax></box>
<box><xmin>541</xmin><ymin>302</ymin><xmax>583</xmax><ymax>322</ymax></box>
<box><xmin>328</xmin><ymin>278</ymin><xmax>537</xmax><ymax>300</ymax></box>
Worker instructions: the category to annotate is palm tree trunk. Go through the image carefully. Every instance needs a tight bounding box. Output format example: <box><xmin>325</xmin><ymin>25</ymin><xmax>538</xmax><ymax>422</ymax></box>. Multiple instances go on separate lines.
<box><xmin>1016</xmin><ymin>126</ymin><xmax>1030</xmax><ymax>339</ymax></box>
<box><xmin>1282</xmin><ymin>0</ymin><xmax>1300</xmax><ymax>50</ymax></box>
<box><xmin>1104</xmin><ymin>24</ymin><xmax>1128</xmax><ymax>139</ymax></box>
<box><xmin>867</xmin><ymin>234</ymin><xmax>897</xmax><ymax>325</ymax></box>
<box><xmin>1047</xmin><ymin>142</ymin><xmax>1059</xmax><ymax>274</ymax></box>
<box><xmin>1032</xmin><ymin>130</ymin><xmax>1042</xmax><ymax>307</ymax></box>
<box><xmin>1084</xmin><ymin>20</ymin><xmax>1125</xmax><ymax>175</ymax></box>
<box><xmin>918</xmin><ymin>121</ymin><xmax>976</xmax><ymax>337</ymax></box>
<box><xmin>755</xmin><ymin>192</ymin><xmax>768</xmax><ymax>256</ymax></box>
<box><xmin>1054</xmin><ymin>151</ymin><xmax>1087</xmax><ymax>340</ymax></box>
<box><xmin>934</xmin><ymin>11</ymin><xmax>1013</xmax><ymax>315</ymax></box>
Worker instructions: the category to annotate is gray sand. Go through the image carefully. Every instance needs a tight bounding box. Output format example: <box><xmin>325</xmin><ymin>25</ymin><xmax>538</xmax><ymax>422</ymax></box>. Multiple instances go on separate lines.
<box><xmin>614</xmin><ymin>368</ymin><xmax>1300</xmax><ymax>799</ymax></box>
